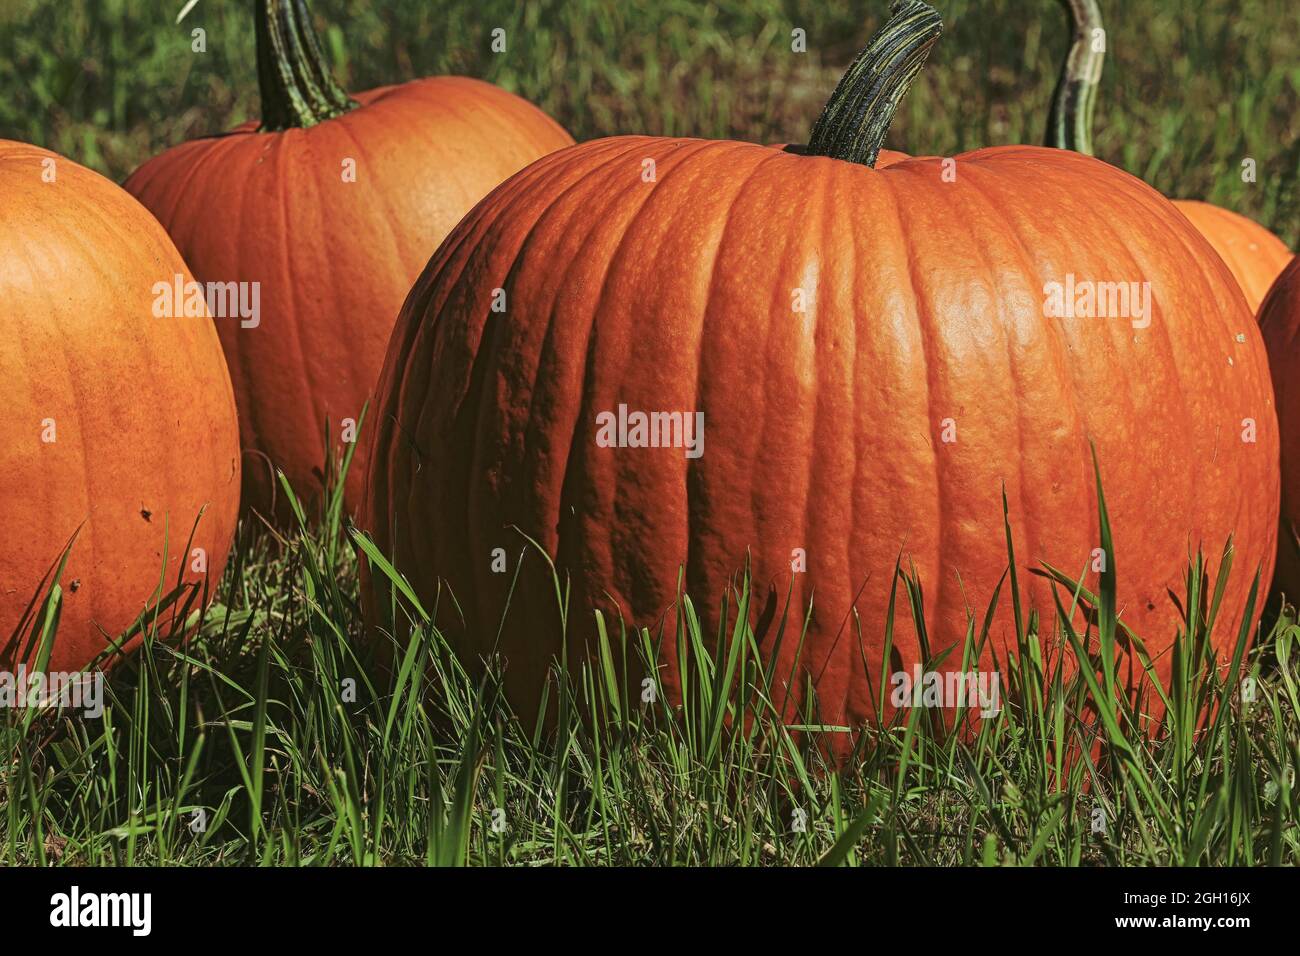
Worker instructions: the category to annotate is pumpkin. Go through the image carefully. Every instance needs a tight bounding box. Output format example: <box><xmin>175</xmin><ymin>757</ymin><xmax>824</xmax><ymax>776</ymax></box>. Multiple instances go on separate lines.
<box><xmin>1168</xmin><ymin>202</ymin><xmax>1293</xmax><ymax>314</ymax></box>
<box><xmin>0</xmin><ymin>140</ymin><xmax>240</xmax><ymax>673</ymax></box>
<box><xmin>1046</xmin><ymin>0</ymin><xmax>1292</xmax><ymax>313</ymax></box>
<box><xmin>363</xmin><ymin>0</ymin><xmax>1277</xmax><ymax>740</ymax></box>
<box><xmin>124</xmin><ymin>0</ymin><xmax>573</xmax><ymax>517</ymax></box>
<box><xmin>1259</xmin><ymin>258</ymin><xmax>1300</xmax><ymax>598</ymax></box>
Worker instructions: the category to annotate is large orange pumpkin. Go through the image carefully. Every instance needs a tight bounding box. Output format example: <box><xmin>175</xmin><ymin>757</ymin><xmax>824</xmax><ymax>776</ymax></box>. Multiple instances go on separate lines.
<box><xmin>0</xmin><ymin>140</ymin><xmax>240</xmax><ymax>673</ymax></box>
<box><xmin>1259</xmin><ymin>258</ymin><xmax>1300</xmax><ymax>598</ymax></box>
<box><xmin>364</xmin><ymin>1</ymin><xmax>1277</xmax><ymax>737</ymax></box>
<box><xmin>1047</xmin><ymin>0</ymin><xmax>1291</xmax><ymax>314</ymax></box>
<box><xmin>124</xmin><ymin>0</ymin><xmax>573</xmax><ymax>517</ymax></box>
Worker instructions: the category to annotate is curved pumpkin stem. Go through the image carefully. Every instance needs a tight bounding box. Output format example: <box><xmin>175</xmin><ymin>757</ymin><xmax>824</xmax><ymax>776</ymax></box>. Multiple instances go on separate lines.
<box><xmin>806</xmin><ymin>0</ymin><xmax>943</xmax><ymax>168</ymax></box>
<box><xmin>256</xmin><ymin>0</ymin><xmax>358</xmax><ymax>132</ymax></box>
<box><xmin>1045</xmin><ymin>0</ymin><xmax>1105</xmax><ymax>154</ymax></box>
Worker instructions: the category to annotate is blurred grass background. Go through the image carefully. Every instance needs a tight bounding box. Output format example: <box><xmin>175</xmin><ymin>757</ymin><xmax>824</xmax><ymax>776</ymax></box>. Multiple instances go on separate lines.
<box><xmin>0</xmin><ymin>0</ymin><xmax>1297</xmax><ymax>245</ymax></box>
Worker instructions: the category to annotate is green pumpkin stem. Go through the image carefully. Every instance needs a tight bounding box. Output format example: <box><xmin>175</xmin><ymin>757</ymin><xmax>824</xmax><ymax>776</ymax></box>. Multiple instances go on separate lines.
<box><xmin>806</xmin><ymin>0</ymin><xmax>943</xmax><ymax>168</ymax></box>
<box><xmin>1045</xmin><ymin>0</ymin><xmax>1104</xmax><ymax>154</ymax></box>
<box><xmin>256</xmin><ymin>0</ymin><xmax>358</xmax><ymax>132</ymax></box>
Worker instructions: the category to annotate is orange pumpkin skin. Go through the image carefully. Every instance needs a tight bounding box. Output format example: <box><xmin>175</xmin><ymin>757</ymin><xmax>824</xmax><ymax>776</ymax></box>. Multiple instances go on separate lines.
<box><xmin>0</xmin><ymin>140</ymin><xmax>240</xmax><ymax>673</ymax></box>
<box><xmin>124</xmin><ymin>77</ymin><xmax>573</xmax><ymax>516</ymax></box>
<box><xmin>363</xmin><ymin>136</ymin><xmax>1278</xmax><ymax>739</ymax></box>
<box><xmin>1173</xmin><ymin>200</ymin><xmax>1293</xmax><ymax>314</ymax></box>
<box><xmin>1259</xmin><ymin>258</ymin><xmax>1300</xmax><ymax>598</ymax></box>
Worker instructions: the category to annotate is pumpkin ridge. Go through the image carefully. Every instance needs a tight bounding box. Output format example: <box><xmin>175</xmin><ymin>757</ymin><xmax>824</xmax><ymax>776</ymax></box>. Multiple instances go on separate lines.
<box><xmin>313</xmin><ymin>113</ymin><xmax>401</xmax><ymax>437</ymax></box>
<box><xmin>1043</xmin><ymin>157</ymin><xmax>1201</xmax><ymax>605</ymax></box>
<box><xmin>1106</xmin><ymin>168</ymin><xmax>1275</xmax><ymax>597</ymax></box>
<box><xmin>385</xmin><ymin>137</ymin><xmax>609</xmax><ymax>402</ymax></box>
<box><xmin>1144</xmin><ymin>193</ymin><xmax>1249</xmax><ymax>322</ymax></box>
<box><xmin>806</xmin><ymin>151</ymin><xmax>852</xmax><ymax>717</ymax></box>
<box><xmin>267</xmin><ymin>133</ymin><xmax>327</xmax><ymax>487</ymax></box>
<box><xmin>805</xmin><ymin>161</ymin><xmax>882</xmax><ymax>712</ymax></box>
<box><xmin>731</xmin><ymin>150</ymin><xmax>820</xmax><ymax>635</ymax></box>
<box><xmin>395</xmin><ymin>140</ymin><xmax>630</xmax><ymax>432</ymax></box>
<box><xmin>1259</xmin><ymin>260</ymin><xmax>1300</xmax><ymax>580</ymax></box>
<box><xmin>1066</xmin><ymin>164</ymin><xmax>1180</xmax><ymax>509</ymax></box>
<box><xmin>1087</xmin><ymin>158</ymin><xmax>1205</xmax><ymax>629</ymax></box>
<box><xmin>1034</xmin><ymin>160</ymin><xmax>1161</xmax><ymax>488</ymax></box>
<box><xmin>221</xmin><ymin>142</ymin><xmax>264</xmax><ymax>480</ymax></box>
<box><xmin>587</xmin><ymin>141</ymin><xmax>762</xmax><ymax>625</ymax></box>
<box><xmin>695</xmin><ymin>146</ymin><xmax>806</xmax><ymax>633</ymax></box>
<box><xmin>841</xmin><ymin>166</ymin><xmax>869</xmax><ymax>712</ymax></box>
<box><xmin>945</xmin><ymin>161</ymin><xmax>1047</xmax><ymax>608</ymax></box>
<box><xmin>234</xmin><ymin>134</ymin><xmax>306</xmax><ymax>492</ymax></box>
<box><xmin>484</xmin><ymin>140</ymin><xmax>653</xmax><ymax>293</ymax></box>
<box><xmin>838</xmin><ymin>160</ymin><xmax>923</xmax><ymax>640</ymax></box>
<box><xmin>1079</xmin><ymin>188</ymin><xmax>1183</xmax><ymax>614</ymax></box>
<box><xmin>292</xmin><ymin>133</ymin><xmax>342</xmax><ymax>478</ymax></box>
<box><xmin>514</xmin><ymin>147</ymin><xmax>662</xmax><ymax>614</ymax></box>
<box><xmin>377</xmin><ymin>169</ymin><xmax>527</xmax><ymax>475</ymax></box>
<box><xmin>1115</xmin><ymin>178</ymin><xmax>1257</xmax><ymax>551</ymax></box>
<box><xmin>917</xmin><ymin>161</ymin><xmax>1036</xmax><ymax>666</ymax></box>
<box><xmin>62</xmin><ymin>171</ymin><xmax>209</xmax><ymax>471</ymax></box>
<box><xmin>308</xmin><ymin>122</ymin><xmax>365</xmax><ymax>422</ymax></box>
<box><xmin>455</xmin><ymin>140</ymin><xmax>652</xmax><ymax>637</ymax></box>
<box><xmin>883</xmin><ymin>165</ymin><xmax>944</xmax><ymax>676</ymax></box>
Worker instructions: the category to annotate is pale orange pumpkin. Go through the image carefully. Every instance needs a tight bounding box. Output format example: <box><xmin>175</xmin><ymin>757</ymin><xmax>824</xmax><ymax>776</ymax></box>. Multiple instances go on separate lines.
<box><xmin>0</xmin><ymin>140</ymin><xmax>240</xmax><ymax>673</ymax></box>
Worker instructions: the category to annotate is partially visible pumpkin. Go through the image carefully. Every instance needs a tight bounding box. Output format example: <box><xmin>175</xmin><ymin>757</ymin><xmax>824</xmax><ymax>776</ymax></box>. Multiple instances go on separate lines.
<box><xmin>0</xmin><ymin>140</ymin><xmax>240</xmax><ymax>673</ymax></box>
<box><xmin>1259</xmin><ymin>258</ymin><xmax>1300</xmax><ymax>598</ymax></box>
<box><xmin>1046</xmin><ymin>0</ymin><xmax>1292</xmax><ymax>314</ymax></box>
<box><xmin>124</xmin><ymin>0</ymin><xmax>573</xmax><ymax>518</ymax></box>
<box><xmin>363</xmin><ymin>1</ymin><xmax>1278</xmax><ymax>746</ymax></box>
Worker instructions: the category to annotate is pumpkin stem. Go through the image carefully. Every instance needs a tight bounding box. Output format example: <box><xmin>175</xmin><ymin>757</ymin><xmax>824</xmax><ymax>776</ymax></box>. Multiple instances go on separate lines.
<box><xmin>256</xmin><ymin>0</ymin><xmax>358</xmax><ymax>131</ymax></box>
<box><xmin>806</xmin><ymin>0</ymin><xmax>943</xmax><ymax>168</ymax></box>
<box><xmin>1045</xmin><ymin>0</ymin><xmax>1104</xmax><ymax>154</ymax></box>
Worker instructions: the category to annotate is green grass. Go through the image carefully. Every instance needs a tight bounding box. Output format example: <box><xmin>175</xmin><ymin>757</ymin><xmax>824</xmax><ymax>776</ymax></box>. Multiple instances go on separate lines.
<box><xmin>1</xmin><ymin>0</ymin><xmax>1297</xmax><ymax>244</ymax></box>
<box><xmin>3</xmin><ymin>448</ymin><xmax>1298</xmax><ymax>866</ymax></box>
